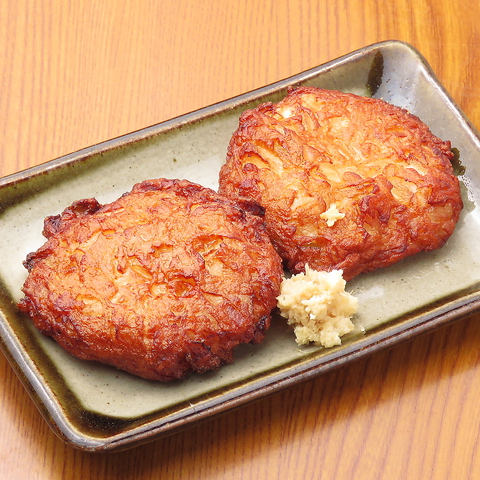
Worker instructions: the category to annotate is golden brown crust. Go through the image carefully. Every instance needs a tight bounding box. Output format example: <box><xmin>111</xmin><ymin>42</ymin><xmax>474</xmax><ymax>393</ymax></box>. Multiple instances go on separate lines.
<box><xmin>19</xmin><ymin>178</ymin><xmax>283</xmax><ymax>381</ymax></box>
<box><xmin>218</xmin><ymin>87</ymin><xmax>463</xmax><ymax>280</ymax></box>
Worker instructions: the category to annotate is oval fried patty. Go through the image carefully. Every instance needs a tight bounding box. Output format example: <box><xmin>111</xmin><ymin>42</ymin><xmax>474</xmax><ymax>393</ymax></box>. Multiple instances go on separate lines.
<box><xmin>218</xmin><ymin>87</ymin><xmax>463</xmax><ymax>280</ymax></box>
<box><xmin>19</xmin><ymin>178</ymin><xmax>283</xmax><ymax>381</ymax></box>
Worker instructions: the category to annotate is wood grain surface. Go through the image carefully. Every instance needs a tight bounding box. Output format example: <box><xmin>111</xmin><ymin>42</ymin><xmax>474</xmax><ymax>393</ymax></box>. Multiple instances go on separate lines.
<box><xmin>2</xmin><ymin>1</ymin><xmax>480</xmax><ymax>478</ymax></box>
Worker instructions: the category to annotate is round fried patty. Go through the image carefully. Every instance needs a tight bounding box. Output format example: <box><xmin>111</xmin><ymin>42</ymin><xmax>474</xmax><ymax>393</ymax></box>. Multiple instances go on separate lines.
<box><xmin>218</xmin><ymin>87</ymin><xmax>463</xmax><ymax>280</ymax></box>
<box><xmin>19</xmin><ymin>178</ymin><xmax>283</xmax><ymax>381</ymax></box>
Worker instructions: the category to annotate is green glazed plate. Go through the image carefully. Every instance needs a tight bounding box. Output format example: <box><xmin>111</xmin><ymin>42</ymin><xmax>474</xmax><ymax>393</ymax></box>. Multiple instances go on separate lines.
<box><xmin>1</xmin><ymin>40</ymin><xmax>480</xmax><ymax>451</ymax></box>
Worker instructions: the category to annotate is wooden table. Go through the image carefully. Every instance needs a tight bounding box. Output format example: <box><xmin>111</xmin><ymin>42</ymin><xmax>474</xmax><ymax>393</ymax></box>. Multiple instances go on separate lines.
<box><xmin>1</xmin><ymin>1</ymin><xmax>480</xmax><ymax>478</ymax></box>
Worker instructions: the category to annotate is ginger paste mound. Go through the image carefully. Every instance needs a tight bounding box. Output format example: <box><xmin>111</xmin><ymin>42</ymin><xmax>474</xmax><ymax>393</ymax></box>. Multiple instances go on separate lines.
<box><xmin>218</xmin><ymin>87</ymin><xmax>463</xmax><ymax>280</ymax></box>
<box><xmin>19</xmin><ymin>178</ymin><xmax>283</xmax><ymax>381</ymax></box>
<box><xmin>277</xmin><ymin>266</ymin><xmax>357</xmax><ymax>348</ymax></box>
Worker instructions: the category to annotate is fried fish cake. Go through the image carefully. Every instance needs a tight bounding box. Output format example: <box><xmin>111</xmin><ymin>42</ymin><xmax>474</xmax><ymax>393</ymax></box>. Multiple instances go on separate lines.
<box><xmin>19</xmin><ymin>178</ymin><xmax>283</xmax><ymax>381</ymax></box>
<box><xmin>218</xmin><ymin>87</ymin><xmax>463</xmax><ymax>280</ymax></box>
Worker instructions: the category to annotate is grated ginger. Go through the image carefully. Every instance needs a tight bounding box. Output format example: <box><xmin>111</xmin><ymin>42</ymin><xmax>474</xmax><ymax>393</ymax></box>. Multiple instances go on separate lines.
<box><xmin>277</xmin><ymin>266</ymin><xmax>357</xmax><ymax>348</ymax></box>
<box><xmin>320</xmin><ymin>203</ymin><xmax>345</xmax><ymax>227</ymax></box>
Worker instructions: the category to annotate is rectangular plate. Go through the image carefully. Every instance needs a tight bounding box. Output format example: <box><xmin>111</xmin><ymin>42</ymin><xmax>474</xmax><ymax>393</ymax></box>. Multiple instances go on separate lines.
<box><xmin>1</xmin><ymin>40</ymin><xmax>480</xmax><ymax>452</ymax></box>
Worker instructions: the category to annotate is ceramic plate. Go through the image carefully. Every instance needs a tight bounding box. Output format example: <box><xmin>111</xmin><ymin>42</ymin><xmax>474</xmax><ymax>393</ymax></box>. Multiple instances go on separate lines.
<box><xmin>1</xmin><ymin>40</ymin><xmax>480</xmax><ymax>451</ymax></box>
